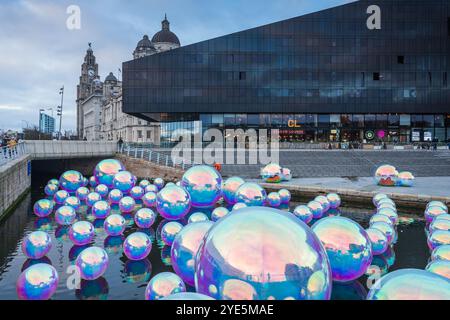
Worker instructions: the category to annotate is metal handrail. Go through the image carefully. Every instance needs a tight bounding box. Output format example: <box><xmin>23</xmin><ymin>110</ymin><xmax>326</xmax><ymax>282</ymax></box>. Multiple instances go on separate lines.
<box><xmin>0</xmin><ymin>142</ymin><xmax>27</xmax><ymax>166</ymax></box>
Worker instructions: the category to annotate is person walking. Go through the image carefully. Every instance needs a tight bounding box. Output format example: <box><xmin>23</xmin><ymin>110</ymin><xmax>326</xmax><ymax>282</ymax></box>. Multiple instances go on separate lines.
<box><xmin>118</xmin><ymin>137</ymin><xmax>124</xmax><ymax>152</ymax></box>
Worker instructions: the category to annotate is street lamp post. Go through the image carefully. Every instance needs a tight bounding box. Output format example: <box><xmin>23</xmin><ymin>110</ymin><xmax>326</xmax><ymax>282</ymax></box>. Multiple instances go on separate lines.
<box><xmin>57</xmin><ymin>86</ymin><xmax>64</xmax><ymax>140</ymax></box>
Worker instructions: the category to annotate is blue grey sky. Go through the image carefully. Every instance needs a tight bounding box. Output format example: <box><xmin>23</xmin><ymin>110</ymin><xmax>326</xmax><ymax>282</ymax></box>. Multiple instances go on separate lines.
<box><xmin>0</xmin><ymin>0</ymin><xmax>354</xmax><ymax>132</ymax></box>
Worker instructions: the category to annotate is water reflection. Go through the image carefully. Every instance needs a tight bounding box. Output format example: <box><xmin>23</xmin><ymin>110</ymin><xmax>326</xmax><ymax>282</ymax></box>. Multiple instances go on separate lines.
<box><xmin>75</xmin><ymin>277</ymin><xmax>109</xmax><ymax>300</ymax></box>
<box><xmin>21</xmin><ymin>257</ymin><xmax>52</xmax><ymax>272</ymax></box>
<box><xmin>124</xmin><ymin>259</ymin><xmax>152</xmax><ymax>283</ymax></box>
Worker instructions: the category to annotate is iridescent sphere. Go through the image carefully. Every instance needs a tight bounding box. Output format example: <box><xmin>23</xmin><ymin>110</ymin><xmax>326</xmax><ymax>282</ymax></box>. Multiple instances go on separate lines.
<box><xmin>94</xmin><ymin>159</ymin><xmax>125</xmax><ymax>188</ymax></box>
<box><xmin>161</xmin><ymin>221</ymin><xmax>183</xmax><ymax>246</ymax></box>
<box><xmin>307</xmin><ymin>200</ymin><xmax>324</xmax><ymax>219</ymax></box>
<box><xmin>369</xmin><ymin>214</ymin><xmax>393</xmax><ymax>226</ymax></box>
<box><xmin>107</xmin><ymin>189</ymin><xmax>123</xmax><ymax>204</ymax></box>
<box><xmin>372</xmin><ymin>193</ymin><xmax>388</xmax><ymax>206</ymax></box>
<box><xmin>427</xmin><ymin>201</ymin><xmax>448</xmax><ymax>212</ymax></box>
<box><xmin>260</xmin><ymin>163</ymin><xmax>282</xmax><ymax>183</ymax></box>
<box><xmin>142</xmin><ymin>191</ymin><xmax>157</xmax><ymax>207</ymax></box>
<box><xmin>48</xmin><ymin>178</ymin><xmax>59</xmax><ymax>186</ymax></box>
<box><xmin>425</xmin><ymin>206</ymin><xmax>447</xmax><ymax>223</ymax></box>
<box><xmin>161</xmin><ymin>292</ymin><xmax>215</xmax><ymax>300</ymax></box>
<box><xmin>104</xmin><ymin>214</ymin><xmax>126</xmax><ymax>236</ymax></box>
<box><xmin>311</xmin><ymin>216</ymin><xmax>372</xmax><ymax>282</ymax></box>
<box><xmin>397</xmin><ymin>171</ymin><xmax>415</xmax><ymax>187</ymax></box>
<box><xmin>232</xmin><ymin>202</ymin><xmax>247</xmax><ymax>211</ymax></box>
<box><xmin>377</xmin><ymin>207</ymin><xmax>399</xmax><ymax>225</ymax></box>
<box><xmin>33</xmin><ymin>199</ymin><xmax>54</xmax><ymax>218</ymax></box>
<box><xmin>188</xmin><ymin>212</ymin><xmax>209</xmax><ymax>224</ymax></box>
<box><xmin>281</xmin><ymin>167</ymin><xmax>292</xmax><ymax>181</ymax></box>
<box><xmin>95</xmin><ymin>184</ymin><xmax>109</xmax><ymax>198</ymax></box>
<box><xmin>112</xmin><ymin>171</ymin><xmax>136</xmax><ymax>194</ymax></box>
<box><xmin>44</xmin><ymin>184</ymin><xmax>58</xmax><ymax>197</ymax></box>
<box><xmin>22</xmin><ymin>231</ymin><xmax>52</xmax><ymax>259</ymax></box>
<box><xmin>426</xmin><ymin>260</ymin><xmax>450</xmax><ymax>280</ymax></box>
<box><xmin>92</xmin><ymin>200</ymin><xmax>111</xmax><ymax>219</ymax></box>
<box><xmin>156</xmin><ymin>185</ymin><xmax>191</xmax><ymax>220</ymax></box>
<box><xmin>278</xmin><ymin>189</ymin><xmax>291</xmax><ymax>204</ymax></box>
<box><xmin>82</xmin><ymin>177</ymin><xmax>89</xmax><ymax>187</ymax></box>
<box><xmin>86</xmin><ymin>192</ymin><xmax>102</xmax><ymax>207</ymax></box>
<box><xmin>64</xmin><ymin>196</ymin><xmax>81</xmax><ymax>211</ymax></box>
<box><xmin>69</xmin><ymin>221</ymin><xmax>95</xmax><ymax>246</ymax></box>
<box><xmin>16</xmin><ymin>264</ymin><xmax>59</xmax><ymax>300</ymax></box>
<box><xmin>153</xmin><ymin>177</ymin><xmax>165</xmax><ymax>190</ymax></box>
<box><xmin>89</xmin><ymin>176</ymin><xmax>97</xmax><ymax>188</ymax></box>
<box><xmin>119</xmin><ymin>196</ymin><xmax>136</xmax><ymax>213</ymax></box>
<box><xmin>55</xmin><ymin>205</ymin><xmax>76</xmax><ymax>226</ymax></box>
<box><xmin>53</xmin><ymin>190</ymin><xmax>69</xmax><ymax>205</ymax></box>
<box><xmin>235</xmin><ymin>182</ymin><xmax>267</xmax><ymax>207</ymax></box>
<box><xmin>145</xmin><ymin>184</ymin><xmax>158</xmax><ymax>193</ymax></box>
<box><xmin>266</xmin><ymin>192</ymin><xmax>281</xmax><ymax>207</ymax></box>
<box><xmin>134</xmin><ymin>208</ymin><xmax>157</xmax><ymax>229</ymax></box>
<box><xmin>139</xmin><ymin>179</ymin><xmax>151</xmax><ymax>188</ymax></box>
<box><xmin>222</xmin><ymin>176</ymin><xmax>245</xmax><ymax>204</ymax></box>
<box><xmin>129</xmin><ymin>186</ymin><xmax>145</xmax><ymax>200</ymax></box>
<box><xmin>326</xmin><ymin>193</ymin><xmax>341</xmax><ymax>209</ymax></box>
<box><xmin>181</xmin><ymin>165</ymin><xmax>222</xmax><ymax>208</ymax></box>
<box><xmin>314</xmin><ymin>195</ymin><xmax>330</xmax><ymax>212</ymax></box>
<box><xmin>171</xmin><ymin>221</ymin><xmax>214</xmax><ymax>286</ymax></box>
<box><xmin>144</xmin><ymin>272</ymin><xmax>186</xmax><ymax>300</ymax></box>
<box><xmin>374</xmin><ymin>165</ymin><xmax>398</xmax><ymax>186</ymax></box>
<box><xmin>76</xmin><ymin>187</ymin><xmax>90</xmax><ymax>201</ymax></box>
<box><xmin>292</xmin><ymin>205</ymin><xmax>313</xmax><ymax>224</ymax></box>
<box><xmin>370</xmin><ymin>221</ymin><xmax>396</xmax><ymax>244</ymax></box>
<box><xmin>123</xmin><ymin>232</ymin><xmax>152</xmax><ymax>261</ymax></box>
<box><xmin>377</xmin><ymin>202</ymin><xmax>397</xmax><ymax>212</ymax></box>
<box><xmin>367</xmin><ymin>269</ymin><xmax>450</xmax><ymax>300</ymax></box>
<box><xmin>435</xmin><ymin>214</ymin><xmax>450</xmax><ymax>222</ymax></box>
<box><xmin>195</xmin><ymin>207</ymin><xmax>332</xmax><ymax>300</ymax></box>
<box><xmin>366</xmin><ymin>228</ymin><xmax>388</xmax><ymax>255</ymax></box>
<box><xmin>431</xmin><ymin>245</ymin><xmax>450</xmax><ymax>261</ymax></box>
<box><xmin>211</xmin><ymin>207</ymin><xmax>229</xmax><ymax>222</ymax></box>
<box><xmin>59</xmin><ymin>170</ymin><xmax>84</xmax><ymax>193</ymax></box>
<box><xmin>429</xmin><ymin>218</ymin><xmax>450</xmax><ymax>233</ymax></box>
<box><xmin>75</xmin><ymin>246</ymin><xmax>109</xmax><ymax>280</ymax></box>
<box><xmin>427</xmin><ymin>230</ymin><xmax>450</xmax><ymax>250</ymax></box>
<box><xmin>377</xmin><ymin>197</ymin><xmax>396</xmax><ymax>208</ymax></box>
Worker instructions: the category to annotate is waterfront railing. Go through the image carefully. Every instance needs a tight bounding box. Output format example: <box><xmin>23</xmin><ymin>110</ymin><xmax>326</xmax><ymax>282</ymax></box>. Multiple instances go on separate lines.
<box><xmin>0</xmin><ymin>142</ymin><xmax>27</xmax><ymax>166</ymax></box>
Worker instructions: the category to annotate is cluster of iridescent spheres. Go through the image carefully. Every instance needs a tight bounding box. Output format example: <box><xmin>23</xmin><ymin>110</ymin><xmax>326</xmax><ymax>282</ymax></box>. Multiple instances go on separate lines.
<box><xmin>374</xmin><ymin>164</ymin><xmax>415</xmax><ymax>187</ymax></box>
<box><xmin>18</xmin><ymin>159</ymin><xmax>450</xmax><ymax>300</ymax></box>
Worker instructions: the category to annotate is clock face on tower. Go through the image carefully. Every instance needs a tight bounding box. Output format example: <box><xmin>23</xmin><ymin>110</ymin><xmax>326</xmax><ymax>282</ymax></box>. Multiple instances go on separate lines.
<box><xmin>88</xmin><ymin>68</ymin><xmax>95</xmax><ymax>78</ymax></box>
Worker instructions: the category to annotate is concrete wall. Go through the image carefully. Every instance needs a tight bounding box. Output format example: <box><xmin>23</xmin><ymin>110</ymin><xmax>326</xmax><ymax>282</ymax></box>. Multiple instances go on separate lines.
<box><xmin>116</xmin><ymin>154</ymin><xmax>184</xmax><ymax>181</ymax></box>
<box><xmin>24</xmin><ymin>140</ymin><xmax>117</xmax><ymax>160</ymax></box>
<box><xmin>0</xmin><ymin>155</ymin><xmax>31</xmax><ymax>220</ymax></box>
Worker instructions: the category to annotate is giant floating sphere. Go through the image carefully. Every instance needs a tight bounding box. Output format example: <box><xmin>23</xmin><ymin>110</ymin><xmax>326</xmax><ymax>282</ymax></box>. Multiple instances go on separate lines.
<box><xmin>16</xmin><ymin>263</ymin><xmax>59</xmax><ymax>300</ymax></box>
<box><xmin>314</xmin><ymin>195</ymin><xmax>330</xmax><ymax>212</ymax></box>
<box><xmin>372</xmin><ymin>193</ymin><xmax>388</xmax><ymax>207</ymax></box>
<box><xmin>211</xmin><ymin>207</ymin><xmax>229</xmax><ymax>222</ymax></box>
<box><xmin>326</xmin><ymin>193</ymin><xmax>341</xmax><ymax>209</ymax></box>
<box><xmin>55</xmin><ymin>205</ymin><xmax>76</xmax><ymax>226</ymax></box>
<box><xmin>369</xmin><ymin>214</ymin><xmax>393</xmax><ymax>226</ymax></box>
<box><xmin>69</xmin><ymin>221</ymin><xmax>95</xmax><ymax>246</ymax></box>
<box><xmin>104</xmin><ymin>214</ymin><xmax>126</xmax><ymax>236</ymax></box>
<box><xmin>195</xmin><ymin>207</ymin><xmax>332</xmax><ymax>300</ymax></box>
<box><xmin>429</xmin><ymin>218</ymin><xmax>450</xmax><ymax>233</ymax></box>
<box><xmin>123</xmin><ymin>232</ymin><xmax>152</xmax><ymax>261</ymax></box>
<box><xmin>367</xmin><ymin>269</ymin><xmax>450</xmax><ymax>300</ymax></box>
<box><xmin>161</xmin><ymin>221</ymin><xmax>183</xmax><ymax>246</ymax></box>
<box><xmin>94</xmin><ymin>159</ymin><xmax>125</xmax><ymax>188</ymax></box>
<box><xmin>33</xmin><ymin>199</ymin><xmax>54</xmax><ymax>218</ymax></box>
<box><xmin>142</xmin><ymin>191</ymin><xmax>157</xmax><ymax>207</ymax></box>
<box><xmin>86</xmin><ymin>192</ymin><xmax>102</xmax><ymax>207</ymax></box>
<box><xmin>427</xmin><ymin>201</ymin><xmax>448</xmax><ymax>212</ymax></box>
<box><xmin>426</xmin><ymin>260</ymin><xmax>450</xmax><ymax>280</ymax></box>
<box><xmin>260</xmin><ymin>163</ymin><xmax>282</xmax><ymax>183</ymax></box>
<box><xmin>171</xmin><ymin>221</ymin><xmax>213</xmax><ymax>286</ymax></box>
<box><xmin>376</xmin><ymin>197</ymin><xmax>396</xmax><ymax>208</ymax></box>
<box><xmin>22</xmin><ymin>231</ymin><xmax>52</xmax><ymax>259</ymax></box>
<box><xmin>235</xmin><ymin>182</ymin><xmax>267</xmax><ymax>207</ymax></box>
<box><xmin>377</xmin><ymin>202</ymin><xmax>397</xmax><ymax>212</ymax></box>
<box><xmin>76</xmin><ymin>187</ymin><xmax>90</xmax><ymax>201</ymax></box>
<box><xmin>278</xmin><ymin>189</ymin><xmax>291</xmax><ymax>204</ymax></box>
<box><xmin>134</xmin><ymin>208</ymin><xmax>157</xmax><ymax>229</ymax></box>
<box><xmin>153</xmin><ymin>178</ymin><xmax>165</xmax><ymax>190</ymax></box>
<box><xmin>48</xmin><ymin>178</ymin><xmax>59</xmax><ymax>186</ymax></box>
<box><xmin>181</xmin><ymin>165</ymin><xmax>222</xmax><ymax>208</ymax></box>
<box><xmin>161</xmin><ymin>292</ymin><xmax>215</xmax><ymax>300</ymax></box>
<box><xmin>377</xmin><ymin>207</ymin><xmax>398</xmax><ymax>225</ymax></box>
<box><xmin>281</xmin><ymin>168</ymin><xmax>292</xmax><ymax>181</ymax></box>
<box><xmin>139</xmin><ymin>179</ymin><xmax>151</xmax><ymax>188</ymax></box>
<box><xmin>398</xmin><ymin>171</ymin><xmax>415</xmax><ymax>187</ymax></box>
<box><xmin>366</xmin><ymin>228</ymin><xmax>388</xmax><ymax>255</ymax></box>
<box><xmin>156</xmin><ymin>185</ymin><xmax>191</xmax><ymax>220</ymax></box>
<box><xmin>266</xmin><ymin>192</ymin><xmax>281</xmax><ymax>207</ymax></box>
<box><xmin>44</xmin><ymin>184</ymin><xmax>58</xmax><ymax>197</ymax></box>
<box><xmin>95</xmin><ymin>184</ymin><xmax>109</xmax><ymax>198</ymax></box>
<box><xmin>312</xmin><ymin>216</ymin><xmax>372</xmax><ymax>282</ymax></box>
<box><xmin>431</xmin><ymin>245</ymin><xmax>450</xmax><ymax>261</ymax></box>
<box><xmin>130</xmin><ymin>186</ymin><xmax>145</xmax><ymax>200</ymax></box>
<box><xmin>107</xmin><ymin>189</ymin><xmax>123</xmax><ymax>204</ymax></box>
<box><xmin>427</xmin><ymin>230</ymin><xmax>450</xmax><ymax>250</ymax></box>
<box><xmin>425</xmin><ymin>206</ymin><xmax>447</xmax><ymax>223</ymax></box>
<box><xmin>292</xmin><ymin>205</ymin><xmax>313</xmax><ymax>224</ymax></box>
<box><xmin>145</xmin><ymin>272</ymin><xmax>186</xmax><ymax>300</ymax></box>
<box><xmin>374</xmin><ymin>165</ymin><xmax>398</xmax><ymax>186</ymax></box>
<box><xmin>89</xmin><ymin>176</ymin><xmax>98</xmax><ymax>188</ymax></box>
<box><xmin>119</xmin><ymin>196</ymin><xmax>136</xmax><ymax>213</ymax></box>
<box><xmin>188</xmin><ymin>212</ymin><xmax>209</xmax><ymax>224</ymax></box>
<box><xmin>435</xmin><ymin>214</ymin><xmax>450</xmax><ymax>222</ymax></box>
<box><xmin>307</xmin><ymin>201</ymin><xmax>324</xmax><ymax>219</ymax></box>
<box><xmin>64</xmin><ymin>196</ymin><xmax>81</xmax><ymax>211</ymax></box>
<box><xmin>92</xmin><ymin>200</ymin><xmax>111</xmax><ymax>219</ymax></box>
<box><xmin>145</xmin><ymin>184</ymin><xmax>159</xmax><ymax>193</ymax></box>
<box><xmin>222</xmin><ymin>176</ymin><xmax>245</xmax><ymax>204</ymax></box>
<box><xmin>75</xmin><ymin>246</ymin><xmax>109</xmax><ymax>280</ymax></box>
<box><xmin>232</xmin><ymin>202</ymin><xmax>247</xmax><ymax>211</ymax></box>
<box><xmin>53</xmin><ymin>190</ymin><xmax>69</xmax><ymax>205</ymax></box>
<box><xmin>370</xmin><ymin>221</ymin><xmax>396</xmax><ymax>245</ymax></box>
<box><xmin>112</xmin><ymin>171</ymin><xmax>136</xmax><ymax>194</ymax></box>
<box><xmin>59</xmin><ymin>170</ymin><xmax>84</xmax><ymax>193</ymax></box>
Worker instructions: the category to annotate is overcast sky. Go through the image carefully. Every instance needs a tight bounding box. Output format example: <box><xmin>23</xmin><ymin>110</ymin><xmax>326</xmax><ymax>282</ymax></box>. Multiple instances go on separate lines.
<box><xmin>0</xmin><ymin>0</ymin><xmax>353</xmax><ymax>132</ymax></box>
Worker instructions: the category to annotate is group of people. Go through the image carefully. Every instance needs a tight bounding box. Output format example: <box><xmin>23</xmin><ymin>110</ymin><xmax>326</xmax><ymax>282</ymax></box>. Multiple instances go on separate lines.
<box><xmin>1</xmin><ymin>136</ymin><xmax>19</xmax><ymax>159</ymax></box>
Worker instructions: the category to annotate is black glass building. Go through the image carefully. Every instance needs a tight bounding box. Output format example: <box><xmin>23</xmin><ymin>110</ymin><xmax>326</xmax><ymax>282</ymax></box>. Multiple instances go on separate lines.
<box><xmin>123</xmin><ymin>0</ymin><xmax>450</xmax><ymax>145</ymax></box>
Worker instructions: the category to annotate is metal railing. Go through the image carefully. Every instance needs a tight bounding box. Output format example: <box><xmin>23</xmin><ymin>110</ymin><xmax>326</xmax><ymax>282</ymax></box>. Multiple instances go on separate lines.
<box><xmin>0</xmin><ymin>142</ymin><xmax>27</xmax><ymax>166</ymax></box>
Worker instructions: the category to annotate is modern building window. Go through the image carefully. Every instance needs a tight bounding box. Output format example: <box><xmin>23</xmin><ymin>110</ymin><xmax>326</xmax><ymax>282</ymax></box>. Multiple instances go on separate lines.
<box><xmin>397</xmin><ymin>56</ymin><xmax>405</xmax><ymax>64</ymax></box>
<box><xmin>239</xmin><ymin>71</ymin><xmax>246</xmax><ymax>80</ymax></box>
<box><xmin>388</xmin><ymin>114</ymin><xmax>400</xmax><ymax>127</ymax></box>
<box><xmin>373</xmin><ymin>72</ymin><xmax>380</xmax><ymax>81</ymax></box>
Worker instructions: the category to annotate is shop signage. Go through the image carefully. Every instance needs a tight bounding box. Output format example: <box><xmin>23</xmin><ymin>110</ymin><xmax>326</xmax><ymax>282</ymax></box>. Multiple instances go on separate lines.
<box><xmin>365</xmin><ymin>130</ymin><xmax>375</xmax><ymax>140</ymax></box>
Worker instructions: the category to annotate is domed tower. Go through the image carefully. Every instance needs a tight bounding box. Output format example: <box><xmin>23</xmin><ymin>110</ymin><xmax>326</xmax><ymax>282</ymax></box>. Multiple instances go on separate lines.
<box><xmin>133</xmin><ymin>35</ymin><xmax>156</xmax><ymax>59</ymax></box>
<box><xmin>152</xmin><ymin>14</ymin><xmax>180</xmax><ymax>53</ymax></box>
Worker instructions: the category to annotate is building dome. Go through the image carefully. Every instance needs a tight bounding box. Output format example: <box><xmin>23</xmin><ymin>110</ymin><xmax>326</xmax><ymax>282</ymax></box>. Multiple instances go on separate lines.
<box><xmin>133</xmin><ymin>35</ymin><xmax>156</xmax><ymax>59</ymax></box>
<box><xmin>105</xmin><ymin>72</ymin><xmax>117</xmax><ymax>83</ymax></box>
<box><xmin>151</xmin><ymin>15</ymin><xmax>180</xmax><ymax>46</ymax></box>
<box><xmin>136</xmin><ymin>35</ymin><xmax>155</xmax><ymax>50</ymax></box>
